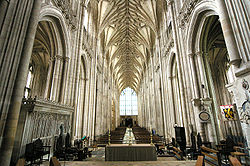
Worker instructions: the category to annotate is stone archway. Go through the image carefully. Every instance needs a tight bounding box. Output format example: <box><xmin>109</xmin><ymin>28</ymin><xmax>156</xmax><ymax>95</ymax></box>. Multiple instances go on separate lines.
<box><xmin>12</xmin><ymin>14</ymin><xmax>72</xmax><ymax>163</ymax></box>
<box><xmin>187</xmin><ymin>11</ymin><xmax>244</xmax><ymax>144</ymax></box>
<box><xmin>75</xmin><ymin>56</ymin><xmax>87</xmax><ymax>138</ymax></box>
<box><xmin>199</xmin><ymin>15</ymin><xmax>242</xmax><ymax>139</ymax></box>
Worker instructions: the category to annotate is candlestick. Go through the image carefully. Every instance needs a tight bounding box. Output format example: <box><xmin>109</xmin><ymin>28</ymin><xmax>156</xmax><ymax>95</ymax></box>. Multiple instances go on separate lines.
<box><xmin>150</xmin><ymin>125</ymin><xmax>153</xmax><ymax>145</ymax></box>
<box><xmin>108</xmin><ymin>129</ymin><xmax>111</xmax><ymax>145</ymax></box>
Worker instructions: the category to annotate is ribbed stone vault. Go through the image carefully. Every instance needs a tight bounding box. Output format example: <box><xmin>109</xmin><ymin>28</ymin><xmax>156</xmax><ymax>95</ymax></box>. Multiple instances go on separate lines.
<box><xmin>95</xmin><ymin>0</ymin><xmax>163</xmax><ymax>92</ymax></box>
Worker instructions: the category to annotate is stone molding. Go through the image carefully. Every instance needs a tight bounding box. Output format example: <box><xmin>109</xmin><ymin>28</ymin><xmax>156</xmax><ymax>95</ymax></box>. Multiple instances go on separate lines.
<box><xmin>178</xmin><ymin>0</ymin><xmax>202</xmax><ymax>28</ymax></box>
<box><xmin>163</xmin><ymin>37</ymin><xmax>174</xmax><ymax>55</ymax></box>
<box><xmin>53</xmin><ymin>0</ymin><xmax>77</xmax><ymax>30</ymax></box>
<box><xmin>22</xmin><ymin>97</ymin><xmax>74</xmax><ymax>112</ymax></box>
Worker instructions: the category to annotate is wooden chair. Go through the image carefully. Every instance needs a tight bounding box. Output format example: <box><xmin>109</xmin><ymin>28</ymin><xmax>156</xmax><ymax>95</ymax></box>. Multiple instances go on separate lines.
<box><xmin>49</xmin><ymin>157</ymin><xmax>61</xmax><ymax>166</ymax></box>
<box><xmin>230</xmin><ymin>152</ymin><xmax>247</xmax><ymax>165</ymax></box>
<box><xmin>195</xmin><ymin>156</ymin><xmax>204</xmax><ymax>166</ymax></box>
<box><xmin>173</xmin><ymin>146</ymin><xmax>184</xmax><ymax>160</ymax></box>
<box><xmin>229</xmin><ymin>156</ymin><xmax>242</xmax><ymax>166</ymax></box>
<box><xmin>16</xmin><ymin>158</ymin><xmax>25</xmax><ymax>166</ymax></box>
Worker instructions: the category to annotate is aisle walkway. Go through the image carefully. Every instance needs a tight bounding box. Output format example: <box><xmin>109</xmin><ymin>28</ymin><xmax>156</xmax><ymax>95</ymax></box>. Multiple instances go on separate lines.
<box><xmin>122</xmin><ymin>128</ymin><xmax>136</xmax><ymax>144</ymax></box>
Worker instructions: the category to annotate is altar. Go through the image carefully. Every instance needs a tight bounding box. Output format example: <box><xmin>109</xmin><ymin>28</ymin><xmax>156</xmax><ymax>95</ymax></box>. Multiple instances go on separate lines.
<box><xmin>105</xmin><ymin>144</ymin><xmax>157</xmax><ymax>161</ymax></box>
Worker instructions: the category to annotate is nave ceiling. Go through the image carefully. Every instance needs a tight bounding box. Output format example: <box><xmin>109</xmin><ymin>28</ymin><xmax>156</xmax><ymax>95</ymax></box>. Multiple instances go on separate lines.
<box><xmin>86</xmin><ymin>0</ymin><xmax>164</xmax><ymax>92</ymax></box>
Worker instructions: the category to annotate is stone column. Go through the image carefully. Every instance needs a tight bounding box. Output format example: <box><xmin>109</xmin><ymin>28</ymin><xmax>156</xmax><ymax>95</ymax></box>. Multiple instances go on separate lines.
<box><xmin>50</xmin><ymin>55</ymin><xmax>63</xmax><ymax>102</ymax></box>
<box><xmin>149</xmin><ymin>57</ymin><xmax>157</xmax><ymax>129</ymax></box>
<box><xmin>169</xmin><ymin>0</ymin><xmax>190</xmax><ymax>142</ymax></box>
<box><xmin>44</xmin><ymin>57</ymin><xmax>54</xmax><ymax>99</ymax></box>
<box><xmin>146</xmin><ymin>67</ymin><xmax>152</xmax><ymax>129</ymax></box>
<box><xmin>188</xmin><ymin>54</ymin><xmax>206</xmax><ymax>140</ymax></box>
<box><xmin>202</xmin><ymin>99</ymin><xmax>217</xmax><ymax>144</ymax></box>
<box><xmin>142</xmin><ymin>89</ymin><xmax>146</xmax><ymax>127</ymax></box>
<box><xmin>155</xmin><ymin>36</ymin><xmax>166</xmax><ymax>137</ymax></box>
<box><xmin>82</xmin><ymin>57</ymin><xmax>91</xmax><ymax>136</ymax></box>
<box><xmin>196</xmin><ymin>52</ymin><xmax>208</xmax><ymax>98</ymax></box>
<box><xmin>0</xmin><ymin>0</ymin><xmax>9</xmax><ymax>33</ymax></box>
<box><xmin>158</xmin><ymin>54</ymin><xmax>167</xmax><ymax>141</ymax></box>
<box><xmin>0</xmin><ymin>0</ymin><xmax>34</xmax><ymax>144</ymax></box>
<box><xmin>0</xmin><ymin>0</ymin><xmax>42</xmax><ymax>165</ymax></box>
<box><xmin>95</xmin><ymin>73</ymin><xmax>103</xmax><ymax>137</ymax></box>
<box><xmin>182</xmin><ymin>52</ymin><xmax>197</xmax><ymax>132</ymax></box>
<box><xmin>223</xmin><ymin>0</ymin><xmax>250</xmax><ymax>62</ymax></box>
<box><xmin>90</xmin><ymin>59</ymin><xmax>98</xmax><ymax>143</ymax></box>
<box><xmin>86</xmin><ymin>58</ymin><xmax>94</xmax><ymax>137</ymax></box>
<box><xmin>162</xmin><ymin>56</ymin><xmax>171</xmax><ymax>141</ymax></box>
<box><xmin>82</xmin><ymin>75</ymin><xmax>90</xmax><ymax>136</ymax></box>
<box><xmin>101</xmin><ymin>79</ymin><xmax>106</xmax><ymax>135</ymax></box>
<box><xmin>60</xmin><ymin>57</ymin><xmax>69</xmax><ymax>103</ymax></box>
<box><xmin>143</xmin><ymin>80</ymin><xmax>148</xmax><ymax>128</ymax></box>
<box><xmin>216</xmin><ymin>0</ymin><xmax>242</xmax><ymax>66</ymax></box>
<box><xmin>192</xmin><ymin>99</ymin><xmax>207</xmax><ymax>141</ymax></box>
<box><xmin>78</xmin><ymin>76</ymin><xmax>86</xmax><ymax>138</ymax></box>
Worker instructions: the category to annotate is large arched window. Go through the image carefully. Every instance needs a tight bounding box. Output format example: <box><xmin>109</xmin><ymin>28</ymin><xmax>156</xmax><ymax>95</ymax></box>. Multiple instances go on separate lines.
<box><xmin>120</xmin><ymin>88</ymin><xmax>138</xmax><ymax>116</ymax></box>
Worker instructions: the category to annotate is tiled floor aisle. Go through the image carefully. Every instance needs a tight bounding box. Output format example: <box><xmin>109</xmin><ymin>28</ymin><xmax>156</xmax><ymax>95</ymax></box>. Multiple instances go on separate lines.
<box><xmin>122</xmin><ymin>128</ymin><xmax>136</xmax><ymax>144</ymax></box>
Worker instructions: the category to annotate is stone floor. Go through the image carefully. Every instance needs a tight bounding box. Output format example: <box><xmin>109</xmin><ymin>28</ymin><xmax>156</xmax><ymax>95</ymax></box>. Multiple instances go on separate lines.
<box><xmin>41</xmin><ymin>147</ymin><xmax>196</xmax><ymax>166</ymax></box>
<box><xmin>52</xmin><ymin>160</ymin><xmax>196</xmax><ymax>166</ymax></box>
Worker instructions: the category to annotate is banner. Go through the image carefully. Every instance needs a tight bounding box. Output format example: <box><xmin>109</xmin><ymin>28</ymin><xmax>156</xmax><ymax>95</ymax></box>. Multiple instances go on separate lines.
<box><xmin>220</xmin><ymin>105</ymin><xmax>236</xmax><ymax>121</ymax></box>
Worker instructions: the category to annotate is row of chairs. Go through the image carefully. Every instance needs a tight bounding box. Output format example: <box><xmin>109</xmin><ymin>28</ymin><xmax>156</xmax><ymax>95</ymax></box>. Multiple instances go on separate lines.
<box><xmin>24</xmin><ymin>133</ymin><xmax>92</xmax><ymax>165</ymax></box>
<box><xmin>132</xmin><ymin>126</ymin><xmax>163</xmax><ymax>144</ymax></box>
<box><xmin>96</xmin><ymin>126</ymin><xmax>126</xmax><ymax>145</ymax></box>
<box><xmin>195</xmin><ymin>155</ymin><xmax>243</xmax><ymax>166</ymax></box>
<box><xmin>25</xmin><ymin>138</ymin><xmax>50</xmax><ymax>165</ymax></box>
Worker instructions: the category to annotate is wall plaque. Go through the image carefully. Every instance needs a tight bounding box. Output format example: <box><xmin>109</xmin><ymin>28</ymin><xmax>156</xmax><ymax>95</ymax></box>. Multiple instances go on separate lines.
<box><xmin>199</xmin><ymin>111</ymin><xmax>210</xmax><ymax>121</ymax></box>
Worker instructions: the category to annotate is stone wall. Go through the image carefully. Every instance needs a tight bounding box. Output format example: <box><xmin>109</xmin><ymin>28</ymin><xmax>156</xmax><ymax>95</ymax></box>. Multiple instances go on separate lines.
<box><xmin>11</xmin><ymin>98</ymin><xmax>73</xmax><ymax>163</ymax></box>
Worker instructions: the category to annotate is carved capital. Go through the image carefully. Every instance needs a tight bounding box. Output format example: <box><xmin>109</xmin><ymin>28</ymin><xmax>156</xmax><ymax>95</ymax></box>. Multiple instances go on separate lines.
<box><xmin>195</xmin><ymin>51</ymin><xmax>203</xmax><ymax>57</ymax></box>
<box><xmin>55</xmin><ymin>55</ymin><xmax>63</xmax><ymax>60</ymax></box>
<box><xmin>167</xmin><ymin>0</ymin><xmax>174</xmax><ymax>5</ymax></box>
<box><xmin>188</xmin><ymin>53</ymin><xmax>195</xmax><ymax>58</ymax></box>
<box><xmin>50</xmin><ymin>56</ymin><xmax>55</xmax><ymax>62</ymax></box>
<box><xmin>64</xmin><ymin>57</ymin><xmax>70</xmax><ymax>62</ymax></box>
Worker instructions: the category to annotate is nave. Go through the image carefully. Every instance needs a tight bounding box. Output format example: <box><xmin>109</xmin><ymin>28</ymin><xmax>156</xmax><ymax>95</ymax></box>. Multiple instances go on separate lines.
<box><xmin>0</xmin><ymin>0</ymin><xmax>250</xmax><ymax>166</ymax></box>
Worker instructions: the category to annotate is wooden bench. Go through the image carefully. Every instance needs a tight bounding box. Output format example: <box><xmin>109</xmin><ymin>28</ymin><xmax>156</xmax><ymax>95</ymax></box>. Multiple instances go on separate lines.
<box><xmin>49</xmin><ymin>157</ymin><xmax>61</xmax><ymax>166</ymax></box>
<box><xmin>201</xmin><ymin>146</ymin><xmax>221</xmax><ymax>166</ymax></box>
<box><xmin>173</xmin><ymin>146</ymin><xmax>184</xmax><ymax>160</ymax></box>
<box><xmin>230</xmin><ymin>152</ymin><xmax>247</xmax><ymax>165</ymax></box>
<box><xmin>195</xmin><ymin>156</ymin><xmax>204</xmax><ymax>166</ymax></box>
<box><xmin>16</xmin><ymin>158</ymin><xmax>25</xmax><ymax>166</ymax></box>
<box><xmin>229</xmin><ymin>156</ymin><xmax>242</xmax><ymax>166</ymax></box>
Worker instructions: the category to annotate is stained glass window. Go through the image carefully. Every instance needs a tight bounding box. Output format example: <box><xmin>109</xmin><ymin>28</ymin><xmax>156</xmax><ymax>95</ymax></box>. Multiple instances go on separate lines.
<box><xmin>120</xmin><ymin>87</ymin><xmax>138</xmax><ymax>116</ymax></box>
